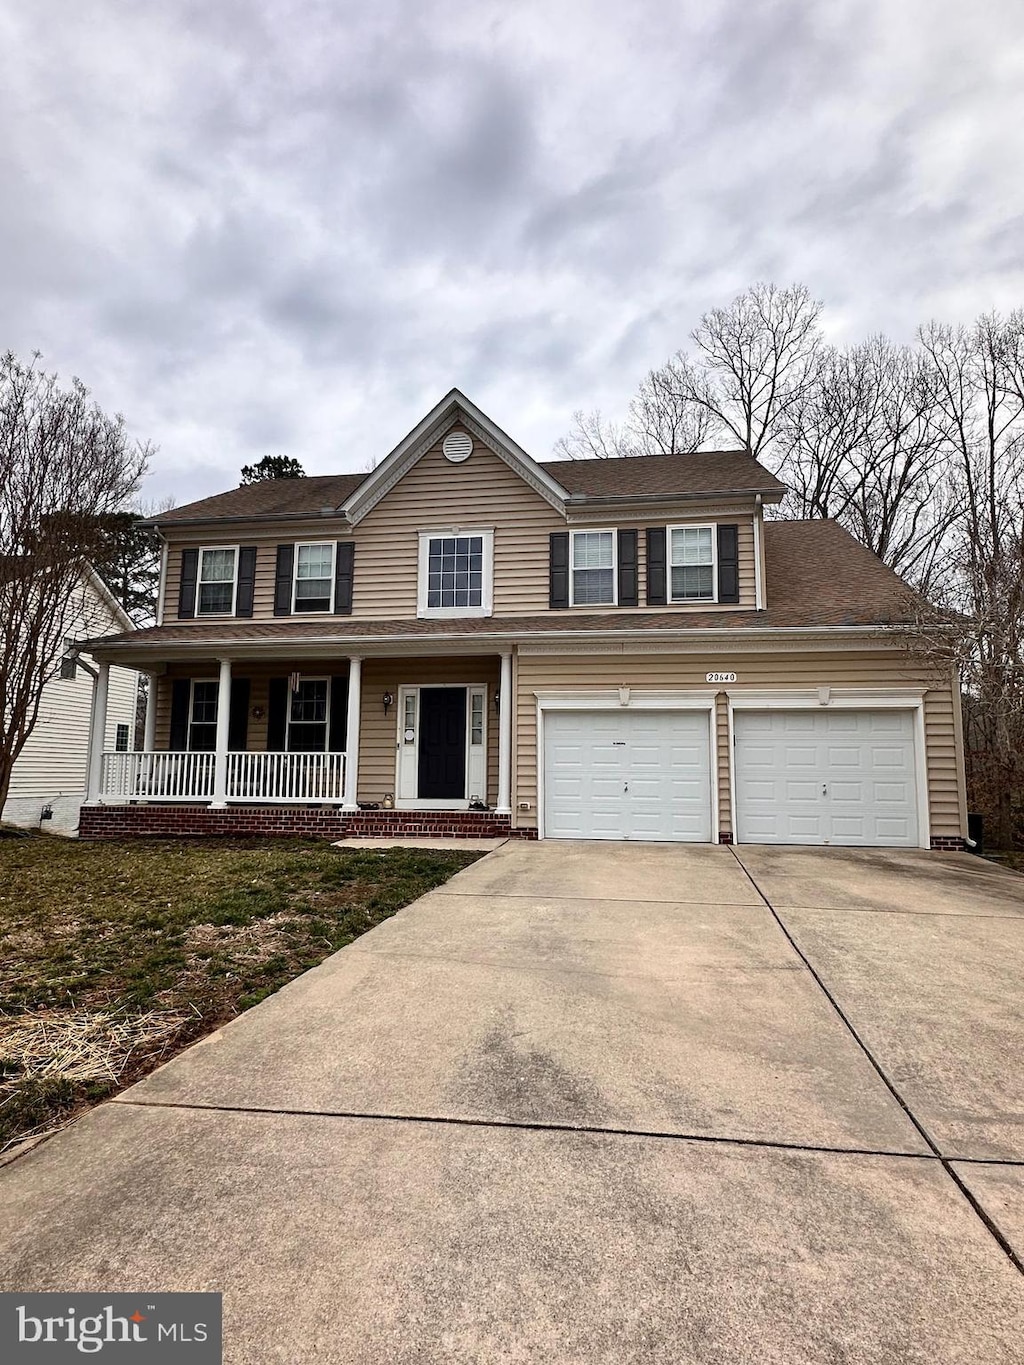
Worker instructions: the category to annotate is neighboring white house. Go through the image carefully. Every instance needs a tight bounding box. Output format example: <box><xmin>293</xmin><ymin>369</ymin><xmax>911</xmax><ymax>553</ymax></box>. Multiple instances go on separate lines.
<box><xmin>2</xmin><ymin>568</ymin><xmax>139</xmax><ymax>835</ymax></box>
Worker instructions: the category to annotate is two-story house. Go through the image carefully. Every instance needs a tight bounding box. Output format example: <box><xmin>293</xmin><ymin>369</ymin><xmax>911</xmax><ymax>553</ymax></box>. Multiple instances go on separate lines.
<box><xmin>82</xmin><ymin>389</ymin><xmax>968</xmax><ymax>850</ymax></box>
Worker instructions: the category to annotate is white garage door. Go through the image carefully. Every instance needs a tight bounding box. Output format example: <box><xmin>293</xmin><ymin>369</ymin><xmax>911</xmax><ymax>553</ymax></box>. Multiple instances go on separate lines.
<box><xmin>543</xmin><ymin>709</ymin><xmax>713</xmax><ymax>842</ymax></box>
<box><xmin>734</xmin><ymin>710</ymin><xmax>919</xmax><ymax>847</ymax></box>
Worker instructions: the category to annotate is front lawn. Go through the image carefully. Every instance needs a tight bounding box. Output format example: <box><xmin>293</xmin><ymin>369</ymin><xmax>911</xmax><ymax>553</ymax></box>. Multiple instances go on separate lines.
<box><xmin>0</xmin><ymin>837</ymin><xmax>481</xmax><ymax>1152</ymax></box>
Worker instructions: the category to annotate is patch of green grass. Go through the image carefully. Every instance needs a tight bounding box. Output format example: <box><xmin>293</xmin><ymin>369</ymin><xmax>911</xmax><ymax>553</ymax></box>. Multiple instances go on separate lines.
<box><xmin>0</xmin><ymin>837</ymin><xmax>481</xmax><ymax>1149</ymax></box>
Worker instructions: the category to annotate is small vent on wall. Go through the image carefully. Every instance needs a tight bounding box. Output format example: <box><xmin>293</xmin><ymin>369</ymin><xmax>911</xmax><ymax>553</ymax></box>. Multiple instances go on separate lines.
<box><xmin>442</xmin><ymin>430</ymin><xmax>473</xmax><ymax>463</ymax></box>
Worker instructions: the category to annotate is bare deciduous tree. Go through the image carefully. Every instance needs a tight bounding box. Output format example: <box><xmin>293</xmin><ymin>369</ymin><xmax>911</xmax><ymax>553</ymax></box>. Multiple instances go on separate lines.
<box><xmin>682</xmin><ymin>281</ymin><xmax>824</xmax><ymax>458</ymax></box>
<box><xmin>782</xmin><ymin>338</ymin><xmax>957</xmax><ymax>594</ymax></box>
<box><xmin>0</xmin><ymin>353</ymin><xmax>150</xmax><ymax>814</ymax></box>
<box><xmin>553</xmin><ymin>361</ymin><xmax>714</xmax><ymax>460</ymax></box>
<box><xmin>915</xmin><ymin>314</ymin><xmax>1024</xmax><ymax>845</ymax></box>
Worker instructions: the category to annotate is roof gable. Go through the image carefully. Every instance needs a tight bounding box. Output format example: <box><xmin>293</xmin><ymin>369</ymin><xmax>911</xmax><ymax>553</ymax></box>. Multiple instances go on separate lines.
<box><xmin>342</xmin><ymin>389</ymin><xmax>569</xmax><ymax>525</ymax></box>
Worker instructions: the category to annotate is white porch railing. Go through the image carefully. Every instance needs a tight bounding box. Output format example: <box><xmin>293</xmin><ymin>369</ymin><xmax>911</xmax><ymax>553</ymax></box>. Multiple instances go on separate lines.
<box><xmin>100</xmin><ymin>751</ymin><xmax>347</xmax><ymax>804</ymax></box>
<box><xmin>227</xmin><ymin>750</ymin><xmax>346</xmax><ymax>803</ymax></box>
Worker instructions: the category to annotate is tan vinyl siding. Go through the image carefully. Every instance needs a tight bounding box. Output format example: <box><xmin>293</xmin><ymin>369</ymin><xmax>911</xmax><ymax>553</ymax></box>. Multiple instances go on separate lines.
<box><xmin>154</xmin><ymin>655</ymin><xmax>500</xmax><ymax>807</ymax></box>
<box><xmin>352</xmin><ymin>433</ymin><xmax>565</xmax><ymax>618</ymax></box>
<box><xmin>515</xmin><ymin>648</ymin><xmax>962</xmax><ymax>840</ymax></box>
<box><xmin>157</xmin><ymin>435</ymin><xmax>760</xmax><ymax>623</ymax></box>
<box><xmin>715</xmin><ymin>691</ymin><xmax>732</xmax><ymax>833</ymax></box>
<box><xmin>162</xmin><ymin>533</ymin><xmax>326</xmax><ymax>624</ymax></box>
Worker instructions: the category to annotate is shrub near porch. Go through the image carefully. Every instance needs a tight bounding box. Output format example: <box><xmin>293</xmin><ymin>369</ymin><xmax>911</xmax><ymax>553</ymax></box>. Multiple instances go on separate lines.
<box><xmin>0</xmin><ymin>837</ymin><xmax>481</xmax><ymax>1150</ymax></box>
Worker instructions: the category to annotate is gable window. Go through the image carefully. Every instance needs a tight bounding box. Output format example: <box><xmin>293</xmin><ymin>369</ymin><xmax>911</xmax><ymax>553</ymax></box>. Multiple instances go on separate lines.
<box><xmin>189</xmin><ymin>680</ymin><xmax>219</xmax><ymax>750</ymax></box>
<box><xmin>287</xmin><ymin>678</ymin><xmax>329</xmax><ymax>752</ymax></box>
<box><xmin>417</xmin><ymin>528</ymin><xmax>494</xmax><ymax>618</ymax></box>
<box><xmin>197</xmin><ymin>548</ymin><xmax>237</xmax><ymax>615</ymax></box>
<box><xmin>570</xmin><ymin>530</ymin><xmax>616</xmax><ymax>606</ymax></box>
<box><xmin>669</xmin><ymin>525</ymin><xmax>716</xmax><ymax>602</ymax></box>
<box><xmin>293</xmin><ymin>543</ymin><xmax>335</xmax><ymax>613</ymax></box>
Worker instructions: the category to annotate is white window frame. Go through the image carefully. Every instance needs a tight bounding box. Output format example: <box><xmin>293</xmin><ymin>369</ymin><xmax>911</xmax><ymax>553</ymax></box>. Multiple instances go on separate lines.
<box><xmin>292</xmin><ymin>542</ymin><xmax>336</xmax><ymax>614</ymax></box>
<box><xmin>286</xmin><ymin>675</ymin><xmax>331</xmax><ymax>753</ymax></box>
<box><xmin>569</xmin><ymin>528</ymin><xmax>618</xmax><ymax>608</ymax></box>
<box><xmin>196</xmin><ymin>546</ymin><xmax>239</xmax><ymax>616</ymax></box>
<box><xmin>667</xmin><ymin>524</ymin><xmax>718</xmax><ymax>605</ymax></box>
<box><xmin>417</xmin><ymin>528</ymin><xmax>494</xmax><ymax>619</ymax></box>
<box><xmin>188</xmin><ymin>677</ymin><xmax>219</xmax><ymax>751</ymax></box>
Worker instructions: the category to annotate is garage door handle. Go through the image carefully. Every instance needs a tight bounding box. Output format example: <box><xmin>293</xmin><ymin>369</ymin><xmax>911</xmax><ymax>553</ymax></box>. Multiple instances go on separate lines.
<box><xmin>624</xmin><ymin>782</ymin><xmax>629</xmax><ymax>794</ymax></box>
<box><xmin>822</xmin><ymin>783</ymin><xmax>828</xmax><ymax>796</ymax></box>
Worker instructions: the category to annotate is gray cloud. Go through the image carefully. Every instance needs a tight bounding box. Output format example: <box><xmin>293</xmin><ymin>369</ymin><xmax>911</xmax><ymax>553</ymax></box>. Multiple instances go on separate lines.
<box><xmin>0</xmin><ymin>0</ymin><xmax>1022</xmax><ymax>502</ymax></box>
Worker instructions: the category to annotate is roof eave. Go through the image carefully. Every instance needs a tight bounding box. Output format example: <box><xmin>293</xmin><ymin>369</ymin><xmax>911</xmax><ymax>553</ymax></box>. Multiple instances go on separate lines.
<box><xmin>85</xmin><ymin>620</ymin><xmax>923</xmax><ymax>662</ymax></box>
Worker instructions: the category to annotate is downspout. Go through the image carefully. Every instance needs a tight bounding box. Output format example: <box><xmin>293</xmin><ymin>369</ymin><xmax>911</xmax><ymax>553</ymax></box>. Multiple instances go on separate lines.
<box><xmin>753</xmin><ymin>495</ymin><xmax>764</xmax><ymax>610</ymax></box>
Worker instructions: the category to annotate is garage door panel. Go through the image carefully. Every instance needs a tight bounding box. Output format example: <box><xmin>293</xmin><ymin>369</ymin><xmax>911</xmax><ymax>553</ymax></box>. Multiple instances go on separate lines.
<box><xmin>544</xmin><ymin>709</ymin><xmax>712</xmax><ymax>842</ymax></box>
<box><xmin>735</xmin><ymin>709</ymin><xmax>918</xmax><ymax>848</ymax></box>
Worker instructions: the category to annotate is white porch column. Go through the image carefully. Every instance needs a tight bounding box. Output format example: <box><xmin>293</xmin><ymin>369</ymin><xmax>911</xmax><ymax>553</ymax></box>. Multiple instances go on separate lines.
<box><xmin>210</xmin><ymin>658</ymin><xmax>232</xmax><ymax>808</ymax></box>
<box><xmin>342</xmin><ymin>656</ymin><xmax>362</xmax><ymax>810</ymax></box>
<box><xmin>496</xmin><ymin>651</ymin><xmax>513</xmax><ymax>815</ymax></box>
<box><xmin>143</xmin><ymin>673</ymin><xmax>158</xmax><ymax>751</ymax></box>
<box><xmin>85</xmin><ymin>660</ymin><xmax>111</xmax><ymax>804</ymax></box>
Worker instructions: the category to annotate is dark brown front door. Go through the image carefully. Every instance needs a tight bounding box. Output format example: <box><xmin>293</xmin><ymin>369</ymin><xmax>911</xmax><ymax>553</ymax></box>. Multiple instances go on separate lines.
<box><xmin>417</xmin><ymin>688</ymin><xmax>466</xmax><ymax>799</ymax></box>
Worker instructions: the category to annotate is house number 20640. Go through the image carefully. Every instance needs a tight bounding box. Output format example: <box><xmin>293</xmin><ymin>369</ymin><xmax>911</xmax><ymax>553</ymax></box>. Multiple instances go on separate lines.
<box><xmin>706</xmin><ymin>671</ymin><xmax>737</xmax><ymax>684</ymax></box>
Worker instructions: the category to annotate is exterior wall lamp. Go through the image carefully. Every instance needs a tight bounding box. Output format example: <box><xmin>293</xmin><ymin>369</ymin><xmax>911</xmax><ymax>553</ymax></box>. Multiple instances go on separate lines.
<box><xmin>382</xmin><ymin>691</ymin><xmax>394</xmax><ymax>716</ymax></box>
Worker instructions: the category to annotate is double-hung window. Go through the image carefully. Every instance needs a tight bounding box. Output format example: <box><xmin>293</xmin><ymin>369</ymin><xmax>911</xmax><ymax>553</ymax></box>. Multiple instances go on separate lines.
<box><xmin>287</xmin><ymin>679</ymin><xmax>329</xmax><ymax>752</ymax></box>
<box><xmin>570</xmin><ymin>530</ymin><xmax>616</xmax><ymax>606</ymax></box>
<box><xmin>293</xmin><ymin>543</ymin><xmax>334</xmax><ymax>613</ymax></box>
<box><xmin>197</xmin><ymin>548</ymin><xmax>237</xmax><ymax>615</ymax></box>
<box><xmin>417</xmin><ymin>528</ymin><xmax>493</xmax><ymax>618</ymax></box>
<box><xmin>669</xmin><ymin>525</ymin><xmax>716</xmax><ymax>602</ymax></box>
<box><xmin>189</xmin><ymin>680</ymin><xmax>219</xmax><ymax>750</ymax></box>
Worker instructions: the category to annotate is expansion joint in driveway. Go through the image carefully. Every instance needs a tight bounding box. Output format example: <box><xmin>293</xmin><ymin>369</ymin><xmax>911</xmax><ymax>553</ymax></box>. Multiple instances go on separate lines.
<box><xmin>728</xmin><ymin>846</ymin><xmax>1024</xmax><ymax>1278</ymax></box>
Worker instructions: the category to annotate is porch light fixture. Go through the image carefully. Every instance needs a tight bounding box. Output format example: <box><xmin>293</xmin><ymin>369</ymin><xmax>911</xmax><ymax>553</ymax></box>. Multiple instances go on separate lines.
<box><xmin>382</xmin><ymin>691</ymin><xmax>394</xmax><ymax>715</ymax></box>
<box><xmin>251</xmin><ymin>705</ymin><xmax>266</xmax><ymax>721</ymax></box>
<box><xmin>494</xmin><ymin>688</ymin><xmax>500</xmax><ymax>715</ymax></box>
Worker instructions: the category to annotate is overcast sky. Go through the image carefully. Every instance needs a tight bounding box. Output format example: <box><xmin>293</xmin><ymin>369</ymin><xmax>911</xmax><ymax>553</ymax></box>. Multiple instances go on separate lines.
<box><xmin>2</xmin><ymin>0</ymin><xmax>1022</xmax><ymax>504</ymax></box>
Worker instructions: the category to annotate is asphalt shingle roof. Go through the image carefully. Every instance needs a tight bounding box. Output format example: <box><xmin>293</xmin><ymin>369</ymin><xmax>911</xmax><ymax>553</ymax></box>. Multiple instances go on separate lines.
<box><xmin>155</xmin><ymin>449</ymin><xmax>786</xmax><ymax>524</ymax></box>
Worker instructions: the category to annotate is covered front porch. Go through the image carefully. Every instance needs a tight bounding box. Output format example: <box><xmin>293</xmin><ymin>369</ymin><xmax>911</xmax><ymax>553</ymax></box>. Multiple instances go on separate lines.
<box><xmin>85</xmin><ymin>649</ymin><xmax>515</xmax><ymax>824</ymax></box>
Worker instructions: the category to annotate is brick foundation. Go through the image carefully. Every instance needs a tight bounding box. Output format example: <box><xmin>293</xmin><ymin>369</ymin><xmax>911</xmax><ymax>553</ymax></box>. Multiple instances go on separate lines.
<box><xmin>929</xmin><ymin>835</ymin><xmax>966</xmax><ymax>852</ymax></box>
<box><xmin>78</xmin><ymin>804</ymin><xmax>534</xmax><ymax>842</ymax></box>
<box><xmin>718</xmin><ymin>831</ymin><xmax>734</xmax><ymax>845</ymax></box>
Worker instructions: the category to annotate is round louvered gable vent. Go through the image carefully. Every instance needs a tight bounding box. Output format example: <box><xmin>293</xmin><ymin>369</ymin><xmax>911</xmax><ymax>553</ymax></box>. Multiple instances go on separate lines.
<box><xmin>442</xmin><ymin>430</ymin><xmax>473</xmax><ymax>463</ymax></box>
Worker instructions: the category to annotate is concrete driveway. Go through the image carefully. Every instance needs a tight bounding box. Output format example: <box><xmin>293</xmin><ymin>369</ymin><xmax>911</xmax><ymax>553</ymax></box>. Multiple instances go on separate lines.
<box><xmin>1</xmin><ymin>841</ymin><xmax>1022</xmax><ymax>1362</ymax></box>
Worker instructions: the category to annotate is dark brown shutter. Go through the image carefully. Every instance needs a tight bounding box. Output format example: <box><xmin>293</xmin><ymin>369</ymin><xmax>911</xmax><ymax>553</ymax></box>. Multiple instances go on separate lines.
<box><xmin>549</xmin><ymin>532</ymin><xmax>569</xmax><ymax>609</ymax></box>
<box><xmin>617</xmin><ymin>529</ymin><xmax>638</xmax><ymax>607</ymax></box>
<box><xmin>169</xmin><ymin>678</ymin><xmax>191</xmax><ymax>749</ymax></box>
<box><xmin>178</xmin><ymin>549</ymin><xmax>199</xmax><ymax>619</ymax></box>
<box><xmin>235</xmin><ymin>547</ymin><xmax>257</xmax><ymax>617</ymax></box>
<box><xmin>267</xmin><ymin>678</ymin><xmax>288</xmax><ymax>750</ymax></box>
<box><xmin>646</xmin><ymin>528</ymin><xmax>667</xmax><ymax>605</ymax></box>
<box><xmin>329</xmin><ymin>676</ymin><xmax>349</xmax><ymax>750</ymax></box>
<box><xmin>273</xmin><ymin>545</ymin><xmax>294</xmax><ymax>616</ymax></box>
<box><xmin>717</xmin><ymin>524</ymin><xmax>740</xmax><ymax>603</ymax></box>
<box><xmin>334</xmin><ymin>542</ymin><xmax>354</xmax><ymax>615</ymax></box>
<box><xmin>228</xmin><ymin>678</ymin><xmax>250</xmax><ymax>750</ymax></box>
